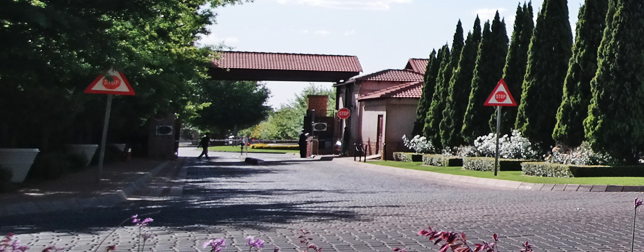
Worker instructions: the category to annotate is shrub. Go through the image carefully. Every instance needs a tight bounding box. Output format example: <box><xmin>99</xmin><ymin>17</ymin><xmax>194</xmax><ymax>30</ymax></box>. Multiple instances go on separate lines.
<box><xmin>29</xmin><ymin>152</ymin><xmax>71</xmax><ymax>179</ymax></box>
<box><xmin>392</xmin><ymin>152</ymin><xmax>423</xmax><ymax>162</ymax></box>
<box><xmin>473</xmin><ymin>130</ymin><xmax>540</xmax><ymax>159</ymax></box>
<box><xmin>545</xmin><ymin>141</ymin><xmax>618</xmax><ymax>165</ymax></box>
<box><xmin>402</xmin><ymin>135</ymin><xmax>436</xmax><ymax>154</ymax></box>
<box><xmin>422</xmin><ymin>154</ymin><xmax>462</xmax><ymax>167</ymax></box>
<box><xmin>463</xmin><ymin>157</ymin><xmax>524</xmax><ymax>171</ymax></box>
<box><xmin>521</xmin><ymin>162</ymin><xmax>574</xmax><ymax>178</ymax></box>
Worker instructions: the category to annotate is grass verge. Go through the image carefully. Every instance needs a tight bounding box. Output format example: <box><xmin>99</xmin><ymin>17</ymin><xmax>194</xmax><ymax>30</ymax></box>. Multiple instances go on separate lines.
<box><xmin>370</xmin><ymin>161</ymin><xmax>644</xmax><ymax>186</ymax></box>
<box><xmin>207</xmin><ymin>146</ymin><xmax>298</xmax><ymax>154</ymax></box>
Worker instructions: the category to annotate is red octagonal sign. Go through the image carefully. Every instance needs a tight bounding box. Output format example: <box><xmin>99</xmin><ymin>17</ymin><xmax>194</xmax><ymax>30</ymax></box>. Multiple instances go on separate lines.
<box><xmin>337</xmin><ymin>108</ymin><xmax>350</xmax><ymax>119</ymax></box>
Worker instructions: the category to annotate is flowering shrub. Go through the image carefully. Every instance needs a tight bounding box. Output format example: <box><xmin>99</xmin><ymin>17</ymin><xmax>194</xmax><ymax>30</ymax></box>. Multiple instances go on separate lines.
<box><xmin>545</xmin><ymin>141</ymin><xmax>618</xmax><ymax>165</ymax></box>
<box><xmin>473</xmin><ymin>130</ymin><xmax>540</xmax><ymax>160</ymax></box>
<box><xmin>298</xmin><ymin>230</ymin><xmax>322</xmax><ymax>252</ymax></box>
<box><xmin>402</xmin><ymin>135</ymin><xmax>436</xmax><ymax>154</ymax></box>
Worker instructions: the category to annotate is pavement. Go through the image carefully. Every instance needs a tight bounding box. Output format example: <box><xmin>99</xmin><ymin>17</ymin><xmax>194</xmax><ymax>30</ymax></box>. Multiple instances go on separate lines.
<box><xmin>0</xmin><ymin>149</ymin><xmax>640</xmax><ymax>218</ymax></box>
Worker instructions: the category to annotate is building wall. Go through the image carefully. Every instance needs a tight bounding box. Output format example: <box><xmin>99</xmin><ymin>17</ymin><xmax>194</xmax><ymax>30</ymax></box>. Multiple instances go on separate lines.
<box><xmin>384</xmin><ymin>98</ymin><xmax>418</xmax><ymax>160</ymax></box>
<box><xmin>361</xmin><ymin>100</ymin><xmax>386</xmax><ymax>156</ymax></box>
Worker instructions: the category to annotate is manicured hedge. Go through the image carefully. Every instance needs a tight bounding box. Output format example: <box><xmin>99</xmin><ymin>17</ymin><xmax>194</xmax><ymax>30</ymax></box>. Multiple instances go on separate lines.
<box><xmin>422</xmin><ymin>154</ymin><xmax>463</xmax><ymax>167</ymax></box>
<box><xmin>392</xmin><ymin>152</ymin><xmax>423</xmax><ymax>162</ymax></box>
<box><xmin>522</xmin><ymin>162</ymin><xmax>644</xmax><ymax>178</ymax></box>
<box><xmin>463</xmin><ymin>157</ymin><xmax>526</xmax><ymax>171</ymax></box>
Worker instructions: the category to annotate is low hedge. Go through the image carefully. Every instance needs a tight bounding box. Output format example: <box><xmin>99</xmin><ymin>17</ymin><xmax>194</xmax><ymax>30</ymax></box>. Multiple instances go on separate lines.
<box><xmin>522</xmin><ymin>162</ymin><xmax>644</xmax><ymax>178</ymax></box>
<box><xmin>422</xmin><ymin>154</ymin><xmax>463</xmax><ymax>167</ymax></box>
<box><xmin>250</xmin><ymin>143</ymin><xmax>298</xmax><ymax>150</ymax></box>
<box><xmin>463</xmin><ymin>157</ymin><xmax>526</xmax><ymax>172</ymax></box>
<box><xmin>392</xmin><ymin>152</ymin><xmax>423</xmax><ymax>162</ymax></box>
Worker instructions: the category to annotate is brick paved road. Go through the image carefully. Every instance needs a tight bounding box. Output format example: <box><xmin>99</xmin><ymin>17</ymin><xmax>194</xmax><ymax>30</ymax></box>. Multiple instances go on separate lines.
<box><xmin>0</xmin><ymin>149</ymin><xmax>642</xmax><ymax>251</ymax></box>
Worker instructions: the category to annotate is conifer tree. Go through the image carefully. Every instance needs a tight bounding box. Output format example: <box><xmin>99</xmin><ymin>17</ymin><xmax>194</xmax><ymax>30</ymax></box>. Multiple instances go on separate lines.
<box><xmin>584</xmin><ymin>0</ymin><xmax>644</xmax><ymax>164</ymax></box>
<box><xmin>423</xmin><ymin>45</ymin><xmax>449</xmax><ymax>142</ymax></box>
<box><xmin>461</xmin><ymin>12</ymin><xmax>508</xmax><ymax>144</ymax></box>
<box><xmin>439</xmin><ymin>16</ymin><xmax>482</xmax><ymax>148</ymax></box>
<box><xmin>425</xmin><ymin>21</ymin><xmax>464</xmax><ymax>149</ymax></box>
<box><xmin>515</xmin><ymin>0</ymin><xmax>572</xmax><ymax>150</ymax></box>
<box><xmin>491</xmin><ymin>2</ymin><xmax>534</xmax><ymax>135</ymax></box>
<box><xmin>552</xmin><ymin>0</ymin><xmax>608</xmax><ymax>148</ymax></box>
<box><xmin>412</xmin><ymin>49</ymin><xmax>439</xmax><ymax>136</ymax></box>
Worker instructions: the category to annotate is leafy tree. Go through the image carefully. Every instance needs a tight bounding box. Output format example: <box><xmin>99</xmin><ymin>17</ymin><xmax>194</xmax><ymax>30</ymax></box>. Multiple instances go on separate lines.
<box><xmin>425</xmin><ymin>20</ymin><xmax>464</xmax><ymax>149</ymax></box>
<box><xmin>493</xmin><ymin>2</ymin><xmax>534</xmax><ymax>135</ymax></box>
<box><xmin>439</xmin><ymin>16</ymin><xmax>482</xmax><ymax>148</ymax></box>
<box><xmin>584</xmin><ymin>0</ymin><xmax>644</xmax><ymax>164</ymax></box>
<box><xmin>461</xmin><ymin>12</ymin><xmax>509</xmax><ymax>144</ymax></box>
<box><xmin>553</xmin><ymin>0</ymin><xmax>608</xmax><ymax>148</ymax></box>
<box><xmin>412</xmin><ymin>49</ymin><xmax>438</xmax><ymax>136</ymax></box>
<box><xmin>0</xmin><ymin>0</ymin><xmax>247</xmax><ymax>149</ymax></box>
<box><xmin>190</xmin><ymin>80</ymin><xmax>271</xmax><ymax>136</ymax></box>
<box><xmin>515</xmin><ymin>0</ymin><xmax>573</xmax><ymax>150</ymax></box>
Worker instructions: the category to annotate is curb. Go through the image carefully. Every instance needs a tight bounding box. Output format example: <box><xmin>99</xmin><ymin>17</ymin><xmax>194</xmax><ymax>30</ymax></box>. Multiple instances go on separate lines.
<box><xmin>0</xmin><ymin>161</ymin><xmax>172</xmax><ymax>217</ymax></box>
<box><xmin>332</xmin><ymin>158</ymin><xmax>644</xmax><ymax>193</ymax></box>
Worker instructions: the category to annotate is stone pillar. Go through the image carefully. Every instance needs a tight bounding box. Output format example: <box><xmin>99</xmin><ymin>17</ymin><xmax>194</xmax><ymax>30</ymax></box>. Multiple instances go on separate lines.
<box><xmin>148</xmin><ymin>113</ymin><xmax>177</xmax><ymax>159</ymax></box>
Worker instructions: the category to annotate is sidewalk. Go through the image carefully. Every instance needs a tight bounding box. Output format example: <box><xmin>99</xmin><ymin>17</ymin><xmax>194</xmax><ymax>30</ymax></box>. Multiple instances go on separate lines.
<box><xmin>0</xmin><ymin>158</ymin><xmax>178</xmax><ymax>217</ymax></box>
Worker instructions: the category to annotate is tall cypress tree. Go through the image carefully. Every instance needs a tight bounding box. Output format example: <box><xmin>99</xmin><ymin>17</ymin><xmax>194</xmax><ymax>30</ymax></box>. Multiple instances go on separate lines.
<box><xmin>424</xmin><ymin>45</ymin><xmax>450</xmax><ymax>142</ymax></box>
<box><xmin>515</xmin><ymin>0</ymin><xmax>572</xmax><ymax>150</ymax></box>
<box><xmin>439</xmin><ymin>16</ymin><xmax>482</xmax><ymax>148</ymax></box>
<box><xmin>425</xmin><ymin>21</ymin><xmax>464</xmax><ymax>149</ymax></box>
<box><xmin>552</xmin><ymin>0</ymin><xmax>608</xmax><ymax>148</ymax></box>
<box><xmin>584</xmin><ymin>0</ymin><xmax>644</xmax><ymax>164</ymax></box>
<box><xmin>412</xmin><ymin>49</ymin><xmax>439</xmax><ymax>136</ymax></box>
<box><xmin>492</xmin><ymin>2</ymin><xmax>534</xmax><ymax>135</ymax></box>
<box><xmin>461</xmin><ymin>12</ymin><xmax>509</xmax><ymax>144</ymax></box>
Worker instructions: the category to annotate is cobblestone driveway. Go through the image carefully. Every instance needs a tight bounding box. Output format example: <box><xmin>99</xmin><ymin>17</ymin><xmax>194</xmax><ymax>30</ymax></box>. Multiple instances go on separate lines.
<box><xmin>0</xmin><ymin>150</ymin><xmax>642</xmax><ymax>251</ymax></box>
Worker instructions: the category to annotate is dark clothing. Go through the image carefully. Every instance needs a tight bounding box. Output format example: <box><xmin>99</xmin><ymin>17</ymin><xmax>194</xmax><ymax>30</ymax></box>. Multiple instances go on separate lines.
<box><xmin>197</xmin><ymin>136</ymin><xmax>210</xmax><ymax>159</ymax></box>
<box><xmin>298</xmin><ymin>133</ymin><xmax>308</xmax><ymax>158</ymax></box>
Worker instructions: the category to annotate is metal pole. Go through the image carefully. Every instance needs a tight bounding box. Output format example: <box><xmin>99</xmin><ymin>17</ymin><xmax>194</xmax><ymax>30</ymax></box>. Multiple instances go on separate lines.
<box><xmin>97</xmin><ymin>94</ymin><xmax>113</xmax><ymax>183</ymax></box>
<box><xmin>494</xmin><ymin>106</ymin><xmax>501</xmax><ymax>176</ymax></box>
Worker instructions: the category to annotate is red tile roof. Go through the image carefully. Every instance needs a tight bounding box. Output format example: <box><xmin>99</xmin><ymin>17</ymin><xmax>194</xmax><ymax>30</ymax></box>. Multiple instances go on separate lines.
<box><xmin>346</xmin><ymin>69</ymin><xmax>423</xmax><ymax>83</ymax></box>
<box><xmin>358</xmin><ymin>81</ymin><xmax>423</xmax><ymax>101</ymax></box>
<box><xmin>212</xmin><ymin>51</ymin><xmax>363</xmax><ymax>72</ymax></box>
<box><xmin>405</xmin><ymin>58</ymin><xmax>429</xmax><ymax>74</ymax></box>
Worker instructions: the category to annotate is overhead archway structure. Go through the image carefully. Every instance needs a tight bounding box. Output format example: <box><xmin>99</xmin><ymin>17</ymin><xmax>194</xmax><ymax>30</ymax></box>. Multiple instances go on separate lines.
<box><xmin>209</xmin><ymin>51</ymin><xmax>363</xmax><ymax>82</ymax></box>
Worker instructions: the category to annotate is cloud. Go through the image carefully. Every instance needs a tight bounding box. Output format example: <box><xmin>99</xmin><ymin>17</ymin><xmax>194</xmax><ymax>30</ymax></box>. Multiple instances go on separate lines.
<box><xmin>268</xmin><ymin>0</ymin><xmax>412</xmax><ymax>10</ymax></box>
<box><xmin>197</xmin><ymin>33</ymin><xmax>240</xmax><ymax>47</ymax></box>
<box><xmin>473</xmin><ymin>8</ymin><xmax>506</xmax><ymax>22</ymax></box>
<box><xmin>314</xmin><ymin>30</ymin><xmax>331</xmax><ymax>36</ymax></box>
<box><xmin>344</xmin><ymin>30</ymin><xmax>356</xmax><ymax>36</ymax></box>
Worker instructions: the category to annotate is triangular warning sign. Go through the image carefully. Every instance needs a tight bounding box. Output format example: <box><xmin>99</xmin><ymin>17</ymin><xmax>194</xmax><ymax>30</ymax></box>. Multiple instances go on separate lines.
<box><xmin>84</xmin><ymin>69</ymin><xmax>135</xmax><ymax>95</ymax></box>
<box><xmin>484</xmin><ymin>79</ymin><xmax>516</xmax><ymax>107</ymax></box>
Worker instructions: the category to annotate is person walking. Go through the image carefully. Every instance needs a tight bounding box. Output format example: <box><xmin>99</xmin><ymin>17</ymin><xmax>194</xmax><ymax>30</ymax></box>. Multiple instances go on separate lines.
<box><xmin>197</xmin><ymin>133</ymin><xmax>210</xmax><ymax>160</ymax></box>
<box><xmin>298</xmin><ymin>131</ymin><xmax>309</xmax><ymax>158</ymax></box>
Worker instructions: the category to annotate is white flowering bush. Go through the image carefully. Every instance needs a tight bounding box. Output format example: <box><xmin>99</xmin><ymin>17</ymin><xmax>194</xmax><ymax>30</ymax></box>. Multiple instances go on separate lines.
<box><xmin>545</xmin><ymin>141</ymin><xmax>618</xmax><ymax>165</ymax></box>
<box><xmin>401</xmin><ymin>135</ymin><xmax>436</xmax><ymax>154</ymax></box>
<box><xmin>473</xmin><ymin>130</ymin><xmax>540</xmax><ymax>160</ymax></box>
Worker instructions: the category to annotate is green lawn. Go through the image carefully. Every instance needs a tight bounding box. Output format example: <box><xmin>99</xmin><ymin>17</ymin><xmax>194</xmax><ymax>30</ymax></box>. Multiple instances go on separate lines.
<box><xmin>370</xmin><ymin>161</ymin><xmax>644</xmax><ymax>186</ymax></box>
<box><xmin>207</xmin><ymin>146</ymin><xmax>298</xmax><ymax>154</ymax></box>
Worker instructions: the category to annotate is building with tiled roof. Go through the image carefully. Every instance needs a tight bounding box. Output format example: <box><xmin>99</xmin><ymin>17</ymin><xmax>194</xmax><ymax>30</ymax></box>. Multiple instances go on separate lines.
<box><xmin>342</xmin><ymin>69</ymin><xmax>423</xmax><ymax>83</ymax></box>
<box><xmin>404</xmin><ymin>58</ymin><xmax>429</xmax><ymax>74</ymax></box>
<box><xmin>210</xmin><ymin>51</ymin><xmax>362</xmax><ymax>82</ymax></box>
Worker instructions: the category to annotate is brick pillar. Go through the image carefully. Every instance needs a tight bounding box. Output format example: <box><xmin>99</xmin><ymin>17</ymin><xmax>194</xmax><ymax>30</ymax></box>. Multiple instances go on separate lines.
<box><xmin>307</xmin><ymin>95</ymin><xmax>328</xmax><ymax>118</ymax></box>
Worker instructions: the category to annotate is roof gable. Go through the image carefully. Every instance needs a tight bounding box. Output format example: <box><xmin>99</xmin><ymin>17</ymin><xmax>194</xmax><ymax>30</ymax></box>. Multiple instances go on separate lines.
<box><xmin>348</xmin><ymin>69</ymin><xmax>423</xmax><ymax>83</ymax></box>
<box><xmin>404</xmin><ymin>58</ymin><xmax>429</xmax><ymax>74</ymax></box>
<box><xmin>358</xmin><ymin>81</ymin><xmax>423</xmax><ymax>101</ymax></box>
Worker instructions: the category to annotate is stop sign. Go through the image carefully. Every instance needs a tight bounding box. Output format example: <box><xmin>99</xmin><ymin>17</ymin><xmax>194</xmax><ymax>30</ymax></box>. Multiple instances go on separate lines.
<box><xmin>337</xmin><ymin>108</ymin><xmax>350</xmax><ymax>119</ymax></box>
<box><xmin>495</xmin><ymin>91</ymin><xmax>507</xmax><ymax>102</ymax></box>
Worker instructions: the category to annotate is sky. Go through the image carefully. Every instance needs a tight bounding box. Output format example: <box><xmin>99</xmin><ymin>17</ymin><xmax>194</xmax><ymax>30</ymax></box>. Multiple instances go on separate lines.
<box><xmin>199</xmin><ymin>0</ymin><xmax>585</xmax><ymax>109</ymax></box>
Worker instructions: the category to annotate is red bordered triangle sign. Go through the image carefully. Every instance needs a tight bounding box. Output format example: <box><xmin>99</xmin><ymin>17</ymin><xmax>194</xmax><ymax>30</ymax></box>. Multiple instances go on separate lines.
<box><xmin>84</xmin><ymin>69</ymin><xmax>135</xmax><ymax>95</ymax></box>
<box><xmin>484</xmin><ymin>79</ymin><xmax>516</xmax><ymax>107</ymax></box>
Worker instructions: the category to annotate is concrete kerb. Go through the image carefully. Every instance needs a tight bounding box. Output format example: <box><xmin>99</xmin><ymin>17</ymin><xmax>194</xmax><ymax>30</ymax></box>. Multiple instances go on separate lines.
<box><xmin>330</xmin><ymin>158</ymin><xmax>638</xmax><ymax>193</ymax></box>
<box><xmin>0</xmin><ymin>161</ymin><xmax>172</xmax><ymax>217</ymax></box>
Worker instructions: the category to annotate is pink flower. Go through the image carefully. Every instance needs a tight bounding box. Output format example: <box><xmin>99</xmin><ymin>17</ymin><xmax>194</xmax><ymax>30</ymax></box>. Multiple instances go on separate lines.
<box><xmin>635</xmin><ymin>198</ymin><xmax>643</xmax><ymax>209</ymax></box>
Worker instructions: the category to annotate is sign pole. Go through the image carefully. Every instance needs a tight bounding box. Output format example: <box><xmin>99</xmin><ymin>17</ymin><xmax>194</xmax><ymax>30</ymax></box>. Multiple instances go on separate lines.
<box><xmin>494</xmin><ymin>106</ymin><xmax>501</xmax><ymax>176</ymax></box>
<box><xmin>97</xmin><ymin>94</ymin><xmax>113</xmax><ymax>183</ymax></box>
